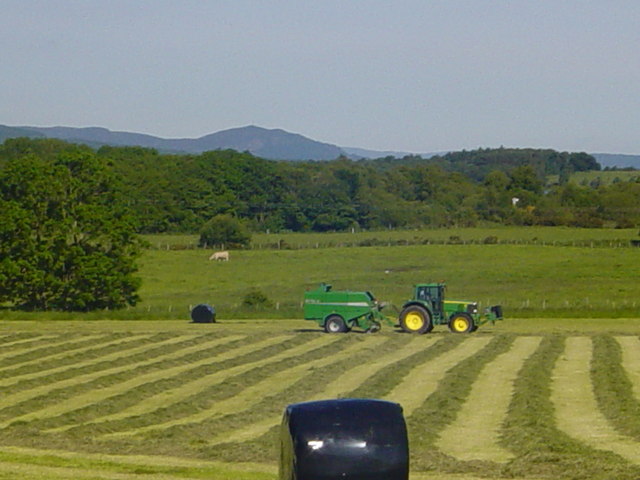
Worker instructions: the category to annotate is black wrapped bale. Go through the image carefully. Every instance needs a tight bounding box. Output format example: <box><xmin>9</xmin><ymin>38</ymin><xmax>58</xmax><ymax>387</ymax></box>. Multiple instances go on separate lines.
<box><xmin>190</xmin><ymin>304</ymin><xmax>216</xmax><ymax>323</ymax></box>
<box><xmin>279</xmin><ymin>399</ymin><xmax>408</xmax><ymax>480</ymax></box>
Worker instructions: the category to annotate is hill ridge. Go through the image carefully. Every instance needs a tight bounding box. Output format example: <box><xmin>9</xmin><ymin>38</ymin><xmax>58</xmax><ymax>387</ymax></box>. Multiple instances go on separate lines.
<box><xmin>1</xmin><ymin>123</ymin><xmax>638</xmax><ymax>166</ymax></box>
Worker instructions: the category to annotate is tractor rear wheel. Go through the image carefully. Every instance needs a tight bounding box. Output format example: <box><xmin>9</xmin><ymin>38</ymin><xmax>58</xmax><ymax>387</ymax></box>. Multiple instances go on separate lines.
<box><xmin>449</xmin><ymin>313</ymin><xmax>474</xmax><ymax>333</ymax></box>
<box><xmin>399</xmin><ymin>305</ymin><xmax>432</xmax><ymax>334</ymax></box>
<box><xmin>324</xmin><ymin>315</ymin><xmax>348</xmax><ymax>333</ymax></box>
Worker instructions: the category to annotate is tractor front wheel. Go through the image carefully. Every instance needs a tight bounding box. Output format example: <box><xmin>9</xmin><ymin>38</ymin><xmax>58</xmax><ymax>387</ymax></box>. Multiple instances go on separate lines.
<box><xmin>399</xmin><ymin>305</ymin><xmax>432</xmax><ymax>334</ymax></box>
<box><xmin>449</xmin><ymin>313</ymin><xmax>474</xmax><ymax>333</ymax></box>
<box><xmin>324</xmin><ymin>315</ymin><xmax>348</xmax><ymax>333</ymax></box>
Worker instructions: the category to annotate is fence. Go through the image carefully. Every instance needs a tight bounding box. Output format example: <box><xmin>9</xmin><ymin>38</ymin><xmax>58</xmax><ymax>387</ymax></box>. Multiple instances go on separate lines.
<box><xmin>151</xmin><ymin>237</ymin><xmax>640</xmax><ymax>251</ymax></box>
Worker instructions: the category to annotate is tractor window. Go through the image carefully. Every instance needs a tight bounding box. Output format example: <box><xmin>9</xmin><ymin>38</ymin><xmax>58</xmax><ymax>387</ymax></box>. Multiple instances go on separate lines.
<box><xmin>417</xmin><ymin>287</ymin><xmax>430</xmax><ymax>301</ymax></box>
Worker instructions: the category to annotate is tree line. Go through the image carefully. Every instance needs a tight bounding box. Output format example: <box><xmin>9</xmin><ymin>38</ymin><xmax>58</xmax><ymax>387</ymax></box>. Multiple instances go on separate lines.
<box><xmin>1</xmin><ymin>138</ymin><xmax>638</xmax><ymax>237</ymax></box>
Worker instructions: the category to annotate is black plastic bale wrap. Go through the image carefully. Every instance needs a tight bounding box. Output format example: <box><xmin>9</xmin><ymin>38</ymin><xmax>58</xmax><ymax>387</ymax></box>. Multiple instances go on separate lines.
<box><xmin>279</xmin><ymin>399</ymin><xmax>409</xmax><ymax>480</ymax></box>
<box><xmin>190</xmin><ymin>304</ymin><xmax>216</xmax><ymax>323</ymax></box>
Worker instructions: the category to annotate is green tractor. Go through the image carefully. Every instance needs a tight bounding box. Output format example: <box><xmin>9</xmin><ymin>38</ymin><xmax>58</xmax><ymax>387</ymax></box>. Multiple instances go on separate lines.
<box><xmin>398</xmin><ymin>283</ymin><xmax>502</xmax><ymax>334</ymax></box>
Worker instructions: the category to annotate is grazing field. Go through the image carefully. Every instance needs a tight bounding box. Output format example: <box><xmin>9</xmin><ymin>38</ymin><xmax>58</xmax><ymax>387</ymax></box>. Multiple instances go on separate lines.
<box><xmin>568</xmin><ymin>170</ymin><xmax>640</xmax><ymax>186</ymax></box>
<box><xmin>141</xmin><ymin>236</ymin><xmax>639</xmax><ymax>320</ymax></box>
<box><xmin>4</xmin><ymin>227</ymin><xmax>638</xmax><ymax>321</ymax></box>
<box><xmin>1</xmin><ymin>321</ymin><xmax>640</xmax><ymax>479</ymax></box>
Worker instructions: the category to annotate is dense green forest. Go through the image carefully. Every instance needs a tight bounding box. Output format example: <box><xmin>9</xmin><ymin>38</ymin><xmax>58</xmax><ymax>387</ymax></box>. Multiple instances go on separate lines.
<box><xmin>1</xmin><ymin>138</ymin><xmax>638</xmax><ymax>235</ymax></box>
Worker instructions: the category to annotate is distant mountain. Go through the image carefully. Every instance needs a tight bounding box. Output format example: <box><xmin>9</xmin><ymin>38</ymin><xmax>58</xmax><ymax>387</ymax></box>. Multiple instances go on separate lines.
<box><xmin>19</xmin><ymin>126</ymin><xmax>172</xmax><ymax>151</ymax></box>
<box><xmin>592</xmin><ymin>153</ymin><xmax>640</xmax><ymax>170</ymax></box>
<box><xmin>8</xmin><ymin>125</ymin><xmax>345</xmax><ymax>161</ymax></box>
<box><xmin>0</xmin><ymin>125</ymin><xmax>44</xmax><ymax>142</ymax></box>
<box><xmin>2</xmin><ymin>124</ymin><xmax>426</xmax><ymax>161</ymax></box>
<box><xmin>3</xmin><ymin>124</ymin><xmax>638</xmax><ymax>166</ymax></box>
<box><xmin>169</xmin><ymin>125</ymin><xmax>344</xmax><ymax>160</ymax></box>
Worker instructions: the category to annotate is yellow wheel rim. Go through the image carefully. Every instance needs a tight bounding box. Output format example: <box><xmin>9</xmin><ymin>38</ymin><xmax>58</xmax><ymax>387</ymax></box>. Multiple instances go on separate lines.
<box><xmin>452</xmin><ymin>317</ymin><xmax>469</xmax><ymax>332</ymax></box>
<box><xmin>405</xmin><ymin>312</ymin><xmax>425</xmax><ymax>331</ymax></box>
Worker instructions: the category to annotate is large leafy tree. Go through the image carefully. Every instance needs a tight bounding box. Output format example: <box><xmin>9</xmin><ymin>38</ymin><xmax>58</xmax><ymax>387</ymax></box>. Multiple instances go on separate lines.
<box><xmin>0</xmin><ymin>146</ymin><xmax>143</xmax><ymax>311</ymax></box>
<box><xmin>199</xmin><ymin>214</ymin><xmax>251</xmax><ymax>249</ymax></box>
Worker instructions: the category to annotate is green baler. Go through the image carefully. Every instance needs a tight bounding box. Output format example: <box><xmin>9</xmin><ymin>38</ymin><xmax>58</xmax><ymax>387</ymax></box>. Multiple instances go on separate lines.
<box><xmin>303</xmin><ymin>283</ymin><xmax>393</xmax><ymax>333</ymax></box>
<box><xmin>398</xmin><ymin>282</ymin><xmax>503</xmax><ymax>334</ymax></box>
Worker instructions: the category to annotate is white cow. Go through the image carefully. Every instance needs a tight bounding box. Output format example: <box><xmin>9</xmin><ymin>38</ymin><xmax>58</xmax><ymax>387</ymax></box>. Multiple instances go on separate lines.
<box><xmin>209</xmin><ymin>250</ymin><xmax>230</xmax><ymax>261</ymax></box>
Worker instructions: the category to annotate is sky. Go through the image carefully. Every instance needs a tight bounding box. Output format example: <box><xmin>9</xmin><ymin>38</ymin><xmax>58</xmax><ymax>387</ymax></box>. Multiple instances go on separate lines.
<box><xmin>2</xmin><ymin>1</ymin><xmax>639</xmax><ymax>154</ymax></box>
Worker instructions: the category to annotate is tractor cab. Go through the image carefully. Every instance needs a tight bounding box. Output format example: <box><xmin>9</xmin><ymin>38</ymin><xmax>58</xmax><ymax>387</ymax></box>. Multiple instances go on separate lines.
<box><xmin>414</xmin><ymin>283</ymin><xmax>445</xmax><ymax>320</ymax></box>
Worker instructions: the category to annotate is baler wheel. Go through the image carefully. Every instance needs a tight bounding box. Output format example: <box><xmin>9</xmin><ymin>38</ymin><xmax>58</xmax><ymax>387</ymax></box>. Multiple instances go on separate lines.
<box><xmin>324</xmin><ymin>315</ymin><xmax>348</xmax><ymax>333</ymax></box>
<box><xmin>449</xmin><ymin>313</ymin><xmax>474</xmax><ymax>333</ymax></box>
<box><xmin>399</xmin><ymin>305</ymin><xmax>432</xmax><ymax>334</ymax></box>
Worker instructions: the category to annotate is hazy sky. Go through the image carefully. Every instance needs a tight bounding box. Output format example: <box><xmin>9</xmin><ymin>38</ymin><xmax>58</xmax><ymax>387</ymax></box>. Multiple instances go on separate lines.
<box><xmin>2</xmin><ymin>1</ymin><xmax>639</xmax><ymax>153</ymax></box>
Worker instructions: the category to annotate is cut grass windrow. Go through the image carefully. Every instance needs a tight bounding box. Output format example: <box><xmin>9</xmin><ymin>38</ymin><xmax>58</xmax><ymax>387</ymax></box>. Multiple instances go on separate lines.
<box><xmin>0</xmin><ymin>334</ymin><xmax>290</xmax><ymax>429</ymax></box>
<box><xmin>53</xmin><ymin>334</ymin><xmax>342</xmax><ymax>440</ymax></box>
<box><xmin>406</xmin><ymin>335</ymin><xmax>514</xmax><ymax>472</ymax></box>
<box><xmin>315</xmin><ymin>335</ymin><xmax>440</xmax><ymax>401</ymax></box>
<box><xmin>182</xmin><ymin>335</ymin><xmax>439</xmax><ymax>458</ymax></box>
<box><xmin>0</xmin><ymin>334</ymin><xmax>193</xmax><ymax>393</ymax></box>
<box><xmin>188</xmin><ymin>336</ymin><xmax>397</xmax><ymax>448</ymax></box>
<box><xmin>213</xmin><ymin>335</ymin><xmax>512</xmax><ymax>468</ymax></box>
<box><xmin>0</xmin><ymin>335</ymin><xmax>106</xmax><ymax>364</ymax></box>
<box><xmin>0</xmin><ymin>334</ymin><xmax>154</xmax><ymax>385</ymax></box>
<box><xmin>1</xmin><ymin>444</ymin><xmax>276</xmax><ymax>471</ymax></box>
<box><xmin>0</xmin><ymin>334</ymin><xmax>249</xmax><ymax>426</ymax></box>
<box><xmin>501</xmin><ymin>336</ymin><xmax>640</xmax><ymax>480</ymax></box>
<box><xmin>0</xmin><ymin>334</ymin><xmax>113</xmax><ymax>370</ymax></box>
<box><xmin>0</xmin><ymin>335</ymin><xmax>200</xmax><ymax>396</ymax></box>
<box><xmin>203</xmin><ymin>336</ymin><xmax>486</xmax><ymax>449</ymax></box>
<box><xmin>50</xmin><ymin>334</ymin><xmax>341</xmax><ymax>433</ymax></box>
<box><xmin>0</xmin><ymin>335</ymin><xmax>59</xmax><ymax>352</ymax></box>
<box><xmin>616</xmin><ymin>336</ymin><xmax>640</xmax><ymax>402</ymax></box>
<box><xmin>104</xmin><ymin>335</ymin><xmax>388</xmax><ymax>440</ymax></box>
<box><xmin>591</xmin><ymin>336</ymin><xmax>640</xmax><ymax>440</ymax></box>
<box><xmin>437</xmin><ymin>336</ymin><xmax>542</xmax><ymax>463</ymax></box>
<box><xmin>383</xmin><ymin>336</ymin><xmax>492</xmax><ymax>417</ymax></box>
<box><xmin>552</xmin><ymin>336</ymin><xmax>640</xmax><ymax>464</ymax></box>
<box><xmin>0</xmin><ymin>447</ymin><xmax>275</xmax><ymax>480</ymax></box>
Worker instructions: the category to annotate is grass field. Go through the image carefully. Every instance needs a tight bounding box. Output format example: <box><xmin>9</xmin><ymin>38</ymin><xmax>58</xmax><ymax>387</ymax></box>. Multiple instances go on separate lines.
<box><xmin>568</xmin><ymin>170</ymin><xmax>640</xmax><ymax>186</ymax></box>
<box><xmin>144</xmin><ymin>226</ymin><xmax>640</xmax><ymax>251</ymax></box>
<box><xmin>136</xmin><ymin>227</ymin><xmax>640</xmax><ymax>320</ymax></box>
<box><xmin>5</xmin><ymin>226</ymin><xmax>637</xmax><ymax>321</ymax></box>
<box><xmin>1</xmin><ymin>321</ymin><xmax>640</xmax><ymax>479</ymax></box>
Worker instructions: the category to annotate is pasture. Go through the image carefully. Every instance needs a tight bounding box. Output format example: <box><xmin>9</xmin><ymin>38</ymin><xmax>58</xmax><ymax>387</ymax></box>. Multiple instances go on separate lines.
<box><xmin>1</xmin><ymin>321</ymin><xmax>640</xmax><ymax>479</ymax></box>
<box><xmin>567</xmin><ymin>170</ymin><xmax>640</xmax><ymax>186</ymax></box>
<box><xmin>135</xmin><ymin>227</ymin><xmax>640</xmax><ymax>320</ymax></box>
<box><xmin>545</xmin><ymin>169</ymin><xmax>640</xmax><ymax>187</ymax></box>
<box><xmin>3</xmin><ymin>226</ymin><xmax>632</xmax><ymax>321</ymax></box>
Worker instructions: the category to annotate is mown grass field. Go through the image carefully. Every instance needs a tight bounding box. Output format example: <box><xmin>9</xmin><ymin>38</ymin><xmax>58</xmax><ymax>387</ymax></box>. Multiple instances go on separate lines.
<box><xmin>1</xmin><ymin>321</ymin><xmax>640</xmax><ymax>479</ymax></box>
